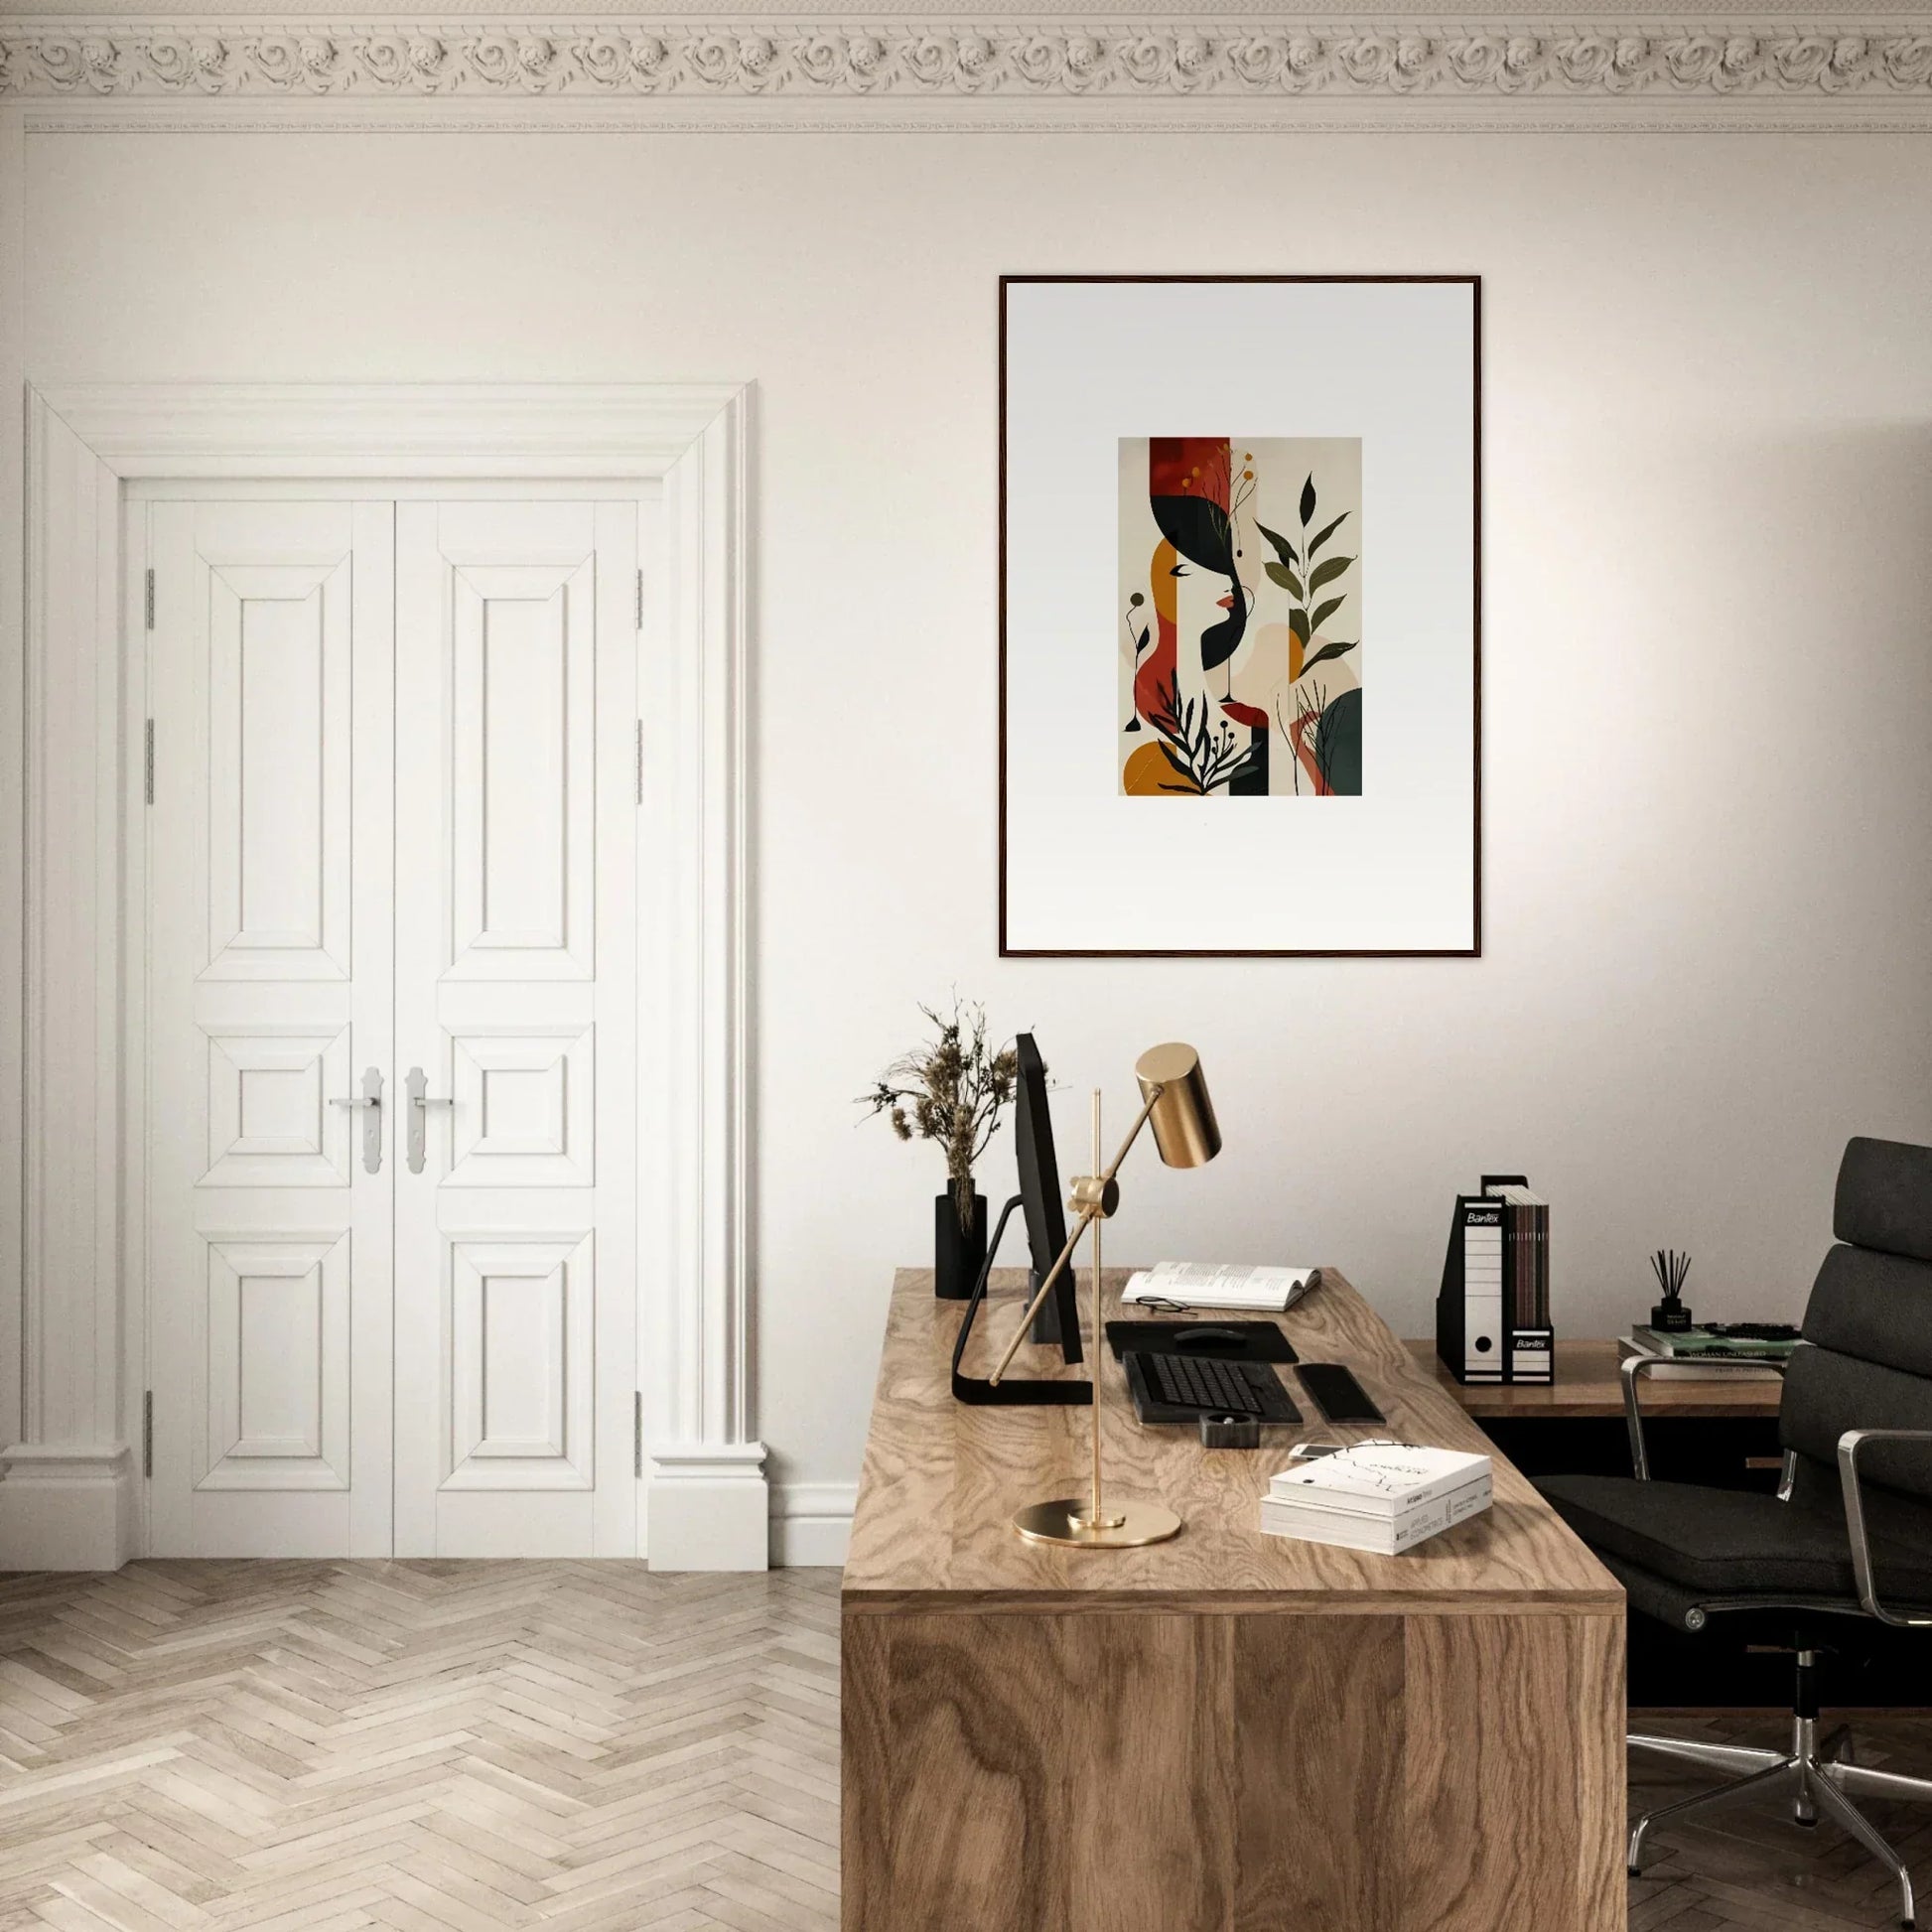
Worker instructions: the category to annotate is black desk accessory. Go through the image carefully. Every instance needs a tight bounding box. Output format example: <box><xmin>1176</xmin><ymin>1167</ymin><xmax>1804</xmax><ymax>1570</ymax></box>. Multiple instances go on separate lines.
<box><xmin>1123</xmin><ymin>1351</ymin><xmax>1302</xmax><ymax>1426</ymax></box>
<box><xmin>1297</xmin><ymin>1362</ymin><xmax>1385</xmax><ymax>1425</ymax></box>
<box><xmin>1104</xmin><ymin>1319</ymin><xmax>1297</xmax><ymax>1365</ymax></box>
<box><xmin>1198</xmin><ymin>1415</ymin><xmax>1262</xmax><ymax>1449</ymax></box>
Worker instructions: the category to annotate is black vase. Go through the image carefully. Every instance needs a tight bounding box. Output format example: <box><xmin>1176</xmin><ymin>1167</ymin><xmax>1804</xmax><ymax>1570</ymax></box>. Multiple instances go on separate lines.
<box><xmin>934</xmin><ymin>1188</ymin><xmax>989</xmax><ymax>1301</ymax></box>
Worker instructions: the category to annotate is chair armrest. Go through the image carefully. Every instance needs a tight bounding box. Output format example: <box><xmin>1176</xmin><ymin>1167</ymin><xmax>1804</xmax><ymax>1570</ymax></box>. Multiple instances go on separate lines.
<box><xmin>1838</xmin><ymin>1429</ymin><xmax>1932</xmax><ymax>1627</ymax></box>
<box><xmin>1621</xmin><ymin>1351</ymin><xmax>1788</xmax><ymax>1481</ymax></box>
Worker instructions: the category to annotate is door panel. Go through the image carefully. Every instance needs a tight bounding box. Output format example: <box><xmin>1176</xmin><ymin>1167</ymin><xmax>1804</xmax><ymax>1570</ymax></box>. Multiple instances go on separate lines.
<box><xmin>147</xmin><ymin>500</ymin><xmax>394</xmax><ymax>1557</ymax></box>
<box><xmin>393</xmin><ymin>500</ymin><xmax>637</xmax><ymax>1557</ymax></box>
<box><xmin>203</xmin><ymin>563</ymin><xmax>352</xmax><ymax>978</ymax></box>
<box><xmin>449</xmin><ymin>562</ymin><xmax>596</xmax><ymax>978</ymax></box>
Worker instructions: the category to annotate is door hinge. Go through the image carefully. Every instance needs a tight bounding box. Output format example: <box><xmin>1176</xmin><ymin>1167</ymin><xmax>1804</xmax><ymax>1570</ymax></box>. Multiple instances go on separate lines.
<box><xmin>633</xmin><ymin>1392</ymin><xmax>643</xmax><ymax>1479</ymax></box>
<box><xmin>634</xmin><ymin>720</ymin><xmax>644</xmax><ymax>806</ymax></box>
<box><xmin>142</xmin><ymin>1391</ymin><xmax>153</xmax><ymax>1478</ymax></box>
<box><xmin>144</xmin><ymin>720</ymin><xmax>155</xmax><ymax>805</ymax></box>
<box><xmin>144</xmin><ymin>568</ymin><xmax>155</xmax><ymax>631</ymax></box>
<box><xmin>635</xmin><ymin>567</ymin><xmax>644</xmax><ymax>631</ymax></box>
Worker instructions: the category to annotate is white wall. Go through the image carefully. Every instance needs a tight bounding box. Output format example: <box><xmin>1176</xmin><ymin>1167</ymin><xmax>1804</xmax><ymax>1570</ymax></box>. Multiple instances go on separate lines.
<box><xmin>19</xmin><ymin>127</ymin><xmax>1932</xmax><ymax>1533</ymax></box>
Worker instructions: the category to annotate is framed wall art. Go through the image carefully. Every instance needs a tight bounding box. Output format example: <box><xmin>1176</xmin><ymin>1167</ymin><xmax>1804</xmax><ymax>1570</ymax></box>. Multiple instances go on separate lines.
<box><xmin>999</xmin><ymin>274</ymin><xmax>1480</xmax><ymax>957</ymax></box>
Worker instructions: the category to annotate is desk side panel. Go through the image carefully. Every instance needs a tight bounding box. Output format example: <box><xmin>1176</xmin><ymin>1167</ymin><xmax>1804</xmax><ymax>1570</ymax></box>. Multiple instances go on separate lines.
<box><xmin>1403</xmin><ymin>1610</ymin><xmax>1626</xmax><ymax>1932</ymax></box>
<box><xmin>842</xmin><ymin>1603</ymin><xmax>1624</xmax><ymax>1932</ymax></box>
<box><xmin>843</xmin><ymin>1608</ymin><xmax>1070</xmax><ymax>1930</ymax></box>
<box><xmin>1234</xmin><ymin>1615</ymin><xmax>1406</xmax><ymax>1931</ymax></box>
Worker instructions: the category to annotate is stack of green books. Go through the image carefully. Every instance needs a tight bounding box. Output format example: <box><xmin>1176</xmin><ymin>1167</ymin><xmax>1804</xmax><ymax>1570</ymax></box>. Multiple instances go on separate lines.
<box><xmin>1630</xmin><ymin>1325</ymin><xmax>1799</xmax><ymax>1361</ymax></box>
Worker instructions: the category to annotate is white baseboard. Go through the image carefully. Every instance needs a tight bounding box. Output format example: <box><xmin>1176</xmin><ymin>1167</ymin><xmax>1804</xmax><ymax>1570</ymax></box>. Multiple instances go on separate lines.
<box><xmin>0</xmin><ymin>1445</ymin><xmax>138</xmax><ymax>1571</ymax></box>
<box><xmin>770</xmin><ymin>1480</ymin><xmax>854</xmax><ymax>1569</ymax></box>
<box><xmin>0</xmin><ymin>1442</ymin><xmax>852</xmax><ymax>1573</ymax></box>
<box><xmin>645</xmin><ymin>1442</ymin><xmax>769</xmax><ymax>1571</ymax></box>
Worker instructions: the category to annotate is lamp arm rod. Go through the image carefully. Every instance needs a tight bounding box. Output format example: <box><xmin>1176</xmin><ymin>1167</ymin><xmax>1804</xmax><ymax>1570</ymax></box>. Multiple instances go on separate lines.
<box><xmin>986</xmin><ymin>1206</ymin><xmax>1097</xmax><ymax>1387</ymax></box>
<box><xmin>1097</xmin><ymin>1085</ymin><xmax>1164</xmax><ymax>1188</ymax></box>
<box><xmin>987</xmin><ymin>1085</ymin><xmax>1165</xmax><ymax>1387</ymax></box>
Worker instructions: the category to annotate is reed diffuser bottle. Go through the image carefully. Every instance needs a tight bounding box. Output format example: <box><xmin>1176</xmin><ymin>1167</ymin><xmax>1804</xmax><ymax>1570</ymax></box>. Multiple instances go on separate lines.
<box><xmin>1650</xmin><ymin>1249</ymin><xmax>1693</xmax><ymax>1332</ymax></box>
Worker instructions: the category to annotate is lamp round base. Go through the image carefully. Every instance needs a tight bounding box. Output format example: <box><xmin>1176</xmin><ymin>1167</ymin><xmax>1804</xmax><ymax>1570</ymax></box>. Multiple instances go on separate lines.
<box><xmin>1011</xmin><ymin>1497</ymin><xmax>1182</xmax><ymax>1548</ymax></box>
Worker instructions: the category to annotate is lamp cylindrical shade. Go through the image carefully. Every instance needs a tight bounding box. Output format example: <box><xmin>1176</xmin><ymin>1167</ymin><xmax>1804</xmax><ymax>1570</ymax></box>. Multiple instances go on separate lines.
<box><xmin>1134</xmin><ymin>1042</ymin><xmax>1221</xmax><ymax>1169</ymax></box>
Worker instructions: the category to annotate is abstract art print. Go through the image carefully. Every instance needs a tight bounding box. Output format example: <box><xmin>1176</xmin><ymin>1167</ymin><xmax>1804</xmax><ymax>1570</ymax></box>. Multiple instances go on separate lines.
<box><xmin>1001</xmin><ymin>276</ymin><xmax>1478</xmax><ymax>955</ymax></box>
<box><xmin>1119</xmin><ymin>437</ymin><xmax>1362</xmax><ymax>800</ymax></box>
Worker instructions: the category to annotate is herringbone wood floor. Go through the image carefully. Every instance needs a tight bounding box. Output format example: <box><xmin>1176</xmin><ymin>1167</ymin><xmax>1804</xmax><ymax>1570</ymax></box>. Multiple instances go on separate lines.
<box><xmin>3</xmin><ymin>1563</ymin><xmax>1931</xmax><ymax>1929</ymax></box>
<box><xmin>0</xmin><ymin>1563</ymin><xmax>840</xmax><ymax>1931</ymax></box>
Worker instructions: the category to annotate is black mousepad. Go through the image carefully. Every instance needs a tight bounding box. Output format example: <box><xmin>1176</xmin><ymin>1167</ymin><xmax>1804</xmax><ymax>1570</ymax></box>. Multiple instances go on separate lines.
<box><xmin>1104</xmin><ymin>1319</ymin><xmax>1298</xmax><ymax>1365</ymax></box>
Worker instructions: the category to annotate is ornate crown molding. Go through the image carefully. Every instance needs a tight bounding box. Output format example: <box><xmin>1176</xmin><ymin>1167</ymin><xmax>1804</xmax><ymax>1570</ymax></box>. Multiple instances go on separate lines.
<box><xmin>4</xmin><ymin>16</ymin><xmax>1931</xmax><ymax>116</ymax></box>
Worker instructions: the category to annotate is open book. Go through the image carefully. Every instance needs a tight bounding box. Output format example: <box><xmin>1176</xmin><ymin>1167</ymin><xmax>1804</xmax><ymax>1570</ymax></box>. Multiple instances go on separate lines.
<box><xmin>1121</xmin><ymin>1262</ymin><xmax>1316</xmax><ymax>1313</ymax></box>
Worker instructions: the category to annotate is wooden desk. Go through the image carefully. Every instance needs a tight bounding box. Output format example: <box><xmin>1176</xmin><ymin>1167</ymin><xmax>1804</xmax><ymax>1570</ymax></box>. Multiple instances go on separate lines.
<box><xmin>843</xmin><ymin>1269</ymin><xmax>1625</xmax><ymax>1932</ymax></box>
<box><xmin>1408</xmin><ymin>1336</ymin><xmax>1784</xmax><ymax>1420</ymax></box>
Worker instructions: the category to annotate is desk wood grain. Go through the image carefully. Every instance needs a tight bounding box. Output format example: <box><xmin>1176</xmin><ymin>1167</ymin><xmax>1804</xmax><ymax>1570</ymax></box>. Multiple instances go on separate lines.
<box><xmin>843</xmin><ymin>1268</ymin><xmax>1621</xmax><ymax>1612</ymax></box>
<box><xmin>842</xmin><ymin>1269</ymin><xmax>1626</xmax><ymax>1932</ymax></box>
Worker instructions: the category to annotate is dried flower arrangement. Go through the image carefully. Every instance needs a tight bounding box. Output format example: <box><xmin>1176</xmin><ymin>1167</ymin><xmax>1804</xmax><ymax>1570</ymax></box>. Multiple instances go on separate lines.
<box><xmin>861</xmin><ymin>998</ymin><xmax>1021</xmax><ymax>1233</ymax></box>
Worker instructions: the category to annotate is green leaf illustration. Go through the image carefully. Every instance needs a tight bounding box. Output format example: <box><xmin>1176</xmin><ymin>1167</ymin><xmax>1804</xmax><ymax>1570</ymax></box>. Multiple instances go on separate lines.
<box><xmin>1311</xmin><ymin>596</ymin><xmax>1346</xmax><ymax>632</ymax></box>
<box><xmin>1307</xmin><ymin>511</ymin><xmax>1350</xmax><ymax>557</ymax></box>
<box><xmin>1296</xmin><ymin>637</ymin><xmax>1359</xmax><ymax>677</ymax></box>
<box><xmin>1289</xmin><ymin>608</ymin><xmax>1311</xmax><ymax>645</ymax></box>
<box><xmin>1255</xmin><ymin>520</ymin><xmax>1299</xmax><ymax>570</ymax></box>
<box><xmin>1308</xmin><ymin>555</ymin><xmax>1354</xmax><ymax>594</ymax></box>
<box><xmin>1265</xmin><ymin>561</ymin><xmax>1305</xmax><ymax>600</ymax></box>
<box><xmin>1299</xmin><ymin>474</ymin><xmax>1317</xmax><ymax>527</ymax></box>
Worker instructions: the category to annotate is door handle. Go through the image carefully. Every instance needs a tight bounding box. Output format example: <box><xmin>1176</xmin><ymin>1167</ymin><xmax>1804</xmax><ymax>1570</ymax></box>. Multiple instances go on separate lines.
<box><xmin>405</xmin><ymin>1066</ymin><xmax>454</xmax><ymax>1175</ymax></box>
<box><xmin>330</xmin><ymin>1066</ymin><xmax>385</xmax><ymax>1174</ymax></box>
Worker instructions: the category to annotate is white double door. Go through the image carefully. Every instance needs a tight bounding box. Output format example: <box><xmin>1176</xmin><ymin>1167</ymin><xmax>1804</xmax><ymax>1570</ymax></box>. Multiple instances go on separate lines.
<box><xmin>146</xmin><ymin>493</ymin><xmax>641</xmax><ymax>1557</ymax></box>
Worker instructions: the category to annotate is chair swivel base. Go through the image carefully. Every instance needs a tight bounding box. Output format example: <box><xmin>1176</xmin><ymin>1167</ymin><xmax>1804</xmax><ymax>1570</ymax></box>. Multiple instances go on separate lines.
<box><xmin>1629</xmin><ymin>1714</ymin><xmax>1930</xmax><ymax>1929</ymax></box>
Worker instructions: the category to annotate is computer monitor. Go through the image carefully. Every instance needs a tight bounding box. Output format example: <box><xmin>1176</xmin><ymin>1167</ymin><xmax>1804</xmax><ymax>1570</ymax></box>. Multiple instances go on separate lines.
<box><xmin>1013</xmin><ymin>1033</ymin><xmax>1083</xmax><ymax>1364</ymax></box>
<box><xmin>948</xmin><ymin>1032</ymin><xmax>1090</xmax><ymax>1405</ymax></box>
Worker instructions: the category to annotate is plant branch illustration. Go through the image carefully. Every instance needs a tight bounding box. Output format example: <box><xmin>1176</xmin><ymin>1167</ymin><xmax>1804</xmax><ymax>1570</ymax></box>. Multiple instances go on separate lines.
<box><xmin>1147</xmin><ymin>672</ymin><xmax>1257</xmax><ymax>795</ymax></box>
<box><xmin>1257</xmin><ymin>470</ymin><xmax>1357</xmax><ymax>679</ymax></box>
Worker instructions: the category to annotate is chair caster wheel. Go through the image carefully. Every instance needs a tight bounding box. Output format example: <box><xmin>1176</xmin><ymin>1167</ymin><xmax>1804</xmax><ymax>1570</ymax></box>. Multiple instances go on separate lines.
<box><xmin>1627</xmin><ymin>1867</ymin><xmax>1641</xmax><ymax>1878</ymax></box>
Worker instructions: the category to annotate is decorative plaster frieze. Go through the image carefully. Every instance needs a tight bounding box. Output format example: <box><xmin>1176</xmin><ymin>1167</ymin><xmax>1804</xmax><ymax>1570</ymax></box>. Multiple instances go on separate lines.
<box><xmin>3</xmin><ymin>18</ymin><xmax>1932</xmax><ymax>106</ymax></box>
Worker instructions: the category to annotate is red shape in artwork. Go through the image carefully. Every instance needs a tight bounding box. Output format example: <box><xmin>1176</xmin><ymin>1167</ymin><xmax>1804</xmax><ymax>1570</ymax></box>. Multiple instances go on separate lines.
<box><xmin>1150</xmin><ymin>437</ymin><xmax>1231</xmax><ymax>510</ymax></box>
<box><xmin>1220</xmin><ymin>700</ymin><xmax>1269</xmax><ymax>731</ymax></box>
<box><xmin>1134</xmin><ymin>609</ymin><xmax>1176</xmax><ymax>728</ymax></box>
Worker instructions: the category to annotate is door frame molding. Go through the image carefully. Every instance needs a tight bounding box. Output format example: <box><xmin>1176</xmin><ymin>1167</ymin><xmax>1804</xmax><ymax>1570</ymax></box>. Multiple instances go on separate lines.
<box><xmin>7</xmin><ymin>382</ymin><xmax>763</xmax><ymax>1571</ymax></box>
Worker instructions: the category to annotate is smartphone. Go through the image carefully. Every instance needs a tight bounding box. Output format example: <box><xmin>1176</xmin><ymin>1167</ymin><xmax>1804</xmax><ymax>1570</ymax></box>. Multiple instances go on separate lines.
<box><xmin>1297</xmin><ymin>1362</ymin><xmax>1385</xmax><ymax>1425</ymax></box>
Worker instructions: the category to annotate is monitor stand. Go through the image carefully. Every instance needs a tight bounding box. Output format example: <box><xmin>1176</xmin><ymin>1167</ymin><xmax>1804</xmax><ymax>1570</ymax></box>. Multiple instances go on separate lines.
<box><xmin>951</xmin><ymin>1196</ymin><xmax>1092</xmax><ymax>1407</ymax></box>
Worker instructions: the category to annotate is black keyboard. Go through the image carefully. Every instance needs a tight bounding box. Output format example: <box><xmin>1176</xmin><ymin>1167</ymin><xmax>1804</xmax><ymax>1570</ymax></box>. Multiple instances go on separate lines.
<box><xmin>1126</xmin><ymin>1351</ymin><xmax>1302</xmax><ymax>1424</ymax></box>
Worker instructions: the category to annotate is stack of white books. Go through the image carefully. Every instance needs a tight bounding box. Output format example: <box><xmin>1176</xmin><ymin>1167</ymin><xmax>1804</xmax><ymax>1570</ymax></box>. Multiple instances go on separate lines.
<box><xmin>1260</xmin><ymin>1444</ymin><xmax>1493</xmax><ymax>1555</ymax></box>
<box><xmin>1121</xmin><ymin>1261</ymin><xmax>1315</xmax><ymax>1312</ymax></box>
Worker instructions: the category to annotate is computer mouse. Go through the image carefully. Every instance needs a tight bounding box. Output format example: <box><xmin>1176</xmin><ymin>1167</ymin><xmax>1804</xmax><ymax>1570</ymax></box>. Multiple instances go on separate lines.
<box><xmin>1174</xmin><ymin>1326</ymin><xmax>1247</xmax><ymax>1350</ymax></box>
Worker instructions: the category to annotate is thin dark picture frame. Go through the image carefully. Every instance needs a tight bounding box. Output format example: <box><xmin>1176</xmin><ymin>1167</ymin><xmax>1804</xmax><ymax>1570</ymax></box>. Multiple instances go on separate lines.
<box><xmin>997</xmin><ymin>272</ymin><xmax>1482</xmax><ymax>959</ymax></box>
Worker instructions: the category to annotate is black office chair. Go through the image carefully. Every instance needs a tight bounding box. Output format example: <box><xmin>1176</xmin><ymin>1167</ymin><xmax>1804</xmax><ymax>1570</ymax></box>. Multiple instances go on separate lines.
<box><xmin>1538</xmin><ymin>1136</ymin><xmax>1932</xmax><ymax>1930</ymax></box>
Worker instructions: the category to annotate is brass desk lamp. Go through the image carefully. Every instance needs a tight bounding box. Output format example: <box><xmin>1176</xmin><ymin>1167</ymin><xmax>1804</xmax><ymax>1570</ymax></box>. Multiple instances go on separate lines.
<box><xmin>988</xmin><ymin>1041</ymin><xmax>1221</xmax><ymax>1549</ymax></box>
